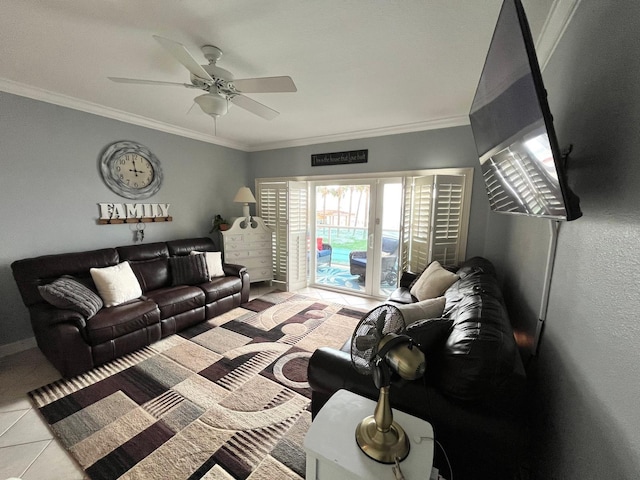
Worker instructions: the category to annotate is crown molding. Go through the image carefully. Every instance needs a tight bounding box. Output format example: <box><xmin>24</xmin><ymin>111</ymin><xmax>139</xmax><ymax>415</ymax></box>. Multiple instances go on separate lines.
<box><xmin>246</xmin><ymin>115</ymin><xmax>470</xmax><ymax>152</ymax></box>
<box><xmin>1</xmin><ymin>77</ymin><xmax>469</xmax><ymax>153</ymax></box>
<box><xmin>0</xmin><ymin>78</ymin><xmax>248</xmax><ymax>151</ymax></box>
<box><xmin>535</xmin><ymin>0</ymin><xmax>581</xmax><ymax>71</ymax></box>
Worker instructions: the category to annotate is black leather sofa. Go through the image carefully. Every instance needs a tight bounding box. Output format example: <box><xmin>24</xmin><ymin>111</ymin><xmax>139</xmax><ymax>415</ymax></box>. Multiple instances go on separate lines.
<box><xmin>12</xmin><ymin>237</ymin><xmax>249</xmax><ymax>378</ymax></box>
<box><xmin>308</xmin><ymin>257</ymin><xmax>527</xmax><ymax>480</ymax></box>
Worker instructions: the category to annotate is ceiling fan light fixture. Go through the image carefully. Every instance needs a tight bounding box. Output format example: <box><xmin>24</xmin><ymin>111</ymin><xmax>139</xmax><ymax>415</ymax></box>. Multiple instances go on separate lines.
<box><xmin>194</xmin><ymin>93</ymin><xmax>229</xmax><ymax>117</ymax></box>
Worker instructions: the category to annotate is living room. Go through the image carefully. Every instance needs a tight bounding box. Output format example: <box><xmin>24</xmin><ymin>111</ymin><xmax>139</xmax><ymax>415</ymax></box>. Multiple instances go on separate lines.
<box><xmin>1</xmin><ymin>1</ymin><xmax>639</xmax><ymax>479</ymax></box>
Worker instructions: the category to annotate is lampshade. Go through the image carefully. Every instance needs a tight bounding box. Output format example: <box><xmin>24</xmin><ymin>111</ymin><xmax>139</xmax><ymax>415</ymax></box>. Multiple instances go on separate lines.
<box><xmin>233</xmin><ymin>187</ymin><xmax>256</xmax><ymax>218</ymax></box>
<box><xmin>233</xmin><ymin>187</ymin><xmax>256</xmax><ymax>204</ymax></box>
<box><xmin>194</xmin><ymin>93</ymin><xmax>229</xmax><ymax>117</ymax></box>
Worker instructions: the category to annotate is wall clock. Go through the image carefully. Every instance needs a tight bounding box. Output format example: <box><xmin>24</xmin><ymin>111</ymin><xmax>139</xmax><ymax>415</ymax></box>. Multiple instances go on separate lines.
<box><xmin>100</xmin><ymin>141</ymin><xmax>163</xmax><ymax>199</ymax></box>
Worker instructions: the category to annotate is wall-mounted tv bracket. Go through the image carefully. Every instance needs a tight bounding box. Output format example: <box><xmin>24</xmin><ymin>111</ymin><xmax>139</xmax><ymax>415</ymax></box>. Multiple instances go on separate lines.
<box><xmin>560</xmin><ymin>144</ymin><xmax>574</xmax><ymax>170</ymax></box>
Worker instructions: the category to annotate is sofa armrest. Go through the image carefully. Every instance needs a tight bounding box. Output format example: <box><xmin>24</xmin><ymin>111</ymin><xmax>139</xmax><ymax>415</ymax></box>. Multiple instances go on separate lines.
<box><xmin>308</xmin><ymin>347</ymin><xmax>380</xmax><ymax>413</ymax></box>
<box><xmin>223</xmin><ymin>263</ymin><xmax>247</xmax><ymax>277</ymax></box>
<box><xmin>223</xmin><ymin>262</ymin><xmax>250</xmax><ymax>303</ymax></box>
<box><xmin>387</xmin><ymin>287</ymin><xmax>418</xmax><ymax>304</ymax></box>
<box><xmin>399</xmin><ymin>271</ymin><xmax>418</xmax><ymax>288</ymax></box>
<box><xmin>30</xmin><ymin>303</ymin><xmax>87</xmax><ymax>330</ymax></box>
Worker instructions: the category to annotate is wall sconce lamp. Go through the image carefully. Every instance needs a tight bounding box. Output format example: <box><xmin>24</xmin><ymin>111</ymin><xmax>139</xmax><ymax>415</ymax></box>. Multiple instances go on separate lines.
<box><xmin>233</xmin><ymin>186</ymin><xmax>256</xmax><ymax>218</ymax></box>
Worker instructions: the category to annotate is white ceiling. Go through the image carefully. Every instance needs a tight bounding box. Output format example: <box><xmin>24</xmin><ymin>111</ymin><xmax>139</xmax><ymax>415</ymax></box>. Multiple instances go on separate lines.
<box><xmin>1</xmin><ymin>0</ymin><xmax>571</xmax><ymax>152</ymax></box>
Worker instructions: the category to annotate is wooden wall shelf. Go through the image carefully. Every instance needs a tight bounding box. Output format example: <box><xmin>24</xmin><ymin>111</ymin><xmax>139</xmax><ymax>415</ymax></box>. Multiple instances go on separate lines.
<box><xmin>97</xmin><ymin>216</ymin><xmax>172</xmax><ymax>225</ymax></box>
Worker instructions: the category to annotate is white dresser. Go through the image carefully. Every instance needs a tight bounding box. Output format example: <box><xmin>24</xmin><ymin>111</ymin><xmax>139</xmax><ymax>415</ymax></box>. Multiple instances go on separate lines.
<box><xmin>222</xmin><ymin>217</ymin><xmax>273</xmax><ymax>283</ymax></box>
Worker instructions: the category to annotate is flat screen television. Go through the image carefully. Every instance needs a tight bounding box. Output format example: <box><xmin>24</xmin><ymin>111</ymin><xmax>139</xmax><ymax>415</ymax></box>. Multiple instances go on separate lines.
<box><xmin>469</xmin><ymin>0</ymin><xmax>582</xmax><ymax>221</ymax></box>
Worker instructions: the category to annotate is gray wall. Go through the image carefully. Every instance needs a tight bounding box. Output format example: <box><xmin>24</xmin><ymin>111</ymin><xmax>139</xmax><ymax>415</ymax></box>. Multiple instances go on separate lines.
<box><xmin>249</xmin><ymin>126</ymin><xmax>490</xmax><ymax>259</ymax></box>
<box><xmin>0</xmin><ymin>92</ymin><xmax>249</xmax><ymax>347</ymax></box>
<box><xmin>484</xmin><ymin>1</ymin><xmax>640</xmax><ymax>477</ymax></box>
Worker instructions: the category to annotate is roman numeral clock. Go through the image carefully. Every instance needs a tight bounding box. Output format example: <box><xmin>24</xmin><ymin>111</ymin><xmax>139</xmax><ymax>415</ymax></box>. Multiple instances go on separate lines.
<box><xmin>100</xmin><ymin>141</ymin><xmax>163</xmax><ymax>199</ymax></box>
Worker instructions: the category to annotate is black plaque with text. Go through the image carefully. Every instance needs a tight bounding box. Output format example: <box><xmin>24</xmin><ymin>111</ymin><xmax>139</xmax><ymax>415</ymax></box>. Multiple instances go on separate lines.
<box><xmin>311</xmin><ymin>149</ymin><xmax>368</xmax><ymax>167</ymax></box>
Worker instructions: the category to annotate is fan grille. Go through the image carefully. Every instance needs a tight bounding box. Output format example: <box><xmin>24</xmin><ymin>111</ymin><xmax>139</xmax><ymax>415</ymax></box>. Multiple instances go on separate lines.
<box><xmin>350</xmin><ymin>304</ymin><xmax>406</xmax><ymax>375</ymax></box>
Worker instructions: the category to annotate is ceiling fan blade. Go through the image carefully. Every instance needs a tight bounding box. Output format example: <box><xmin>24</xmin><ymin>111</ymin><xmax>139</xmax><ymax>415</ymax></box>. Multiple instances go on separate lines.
<box><xmin>232</xmin><ymin>76</ymin><xmax>297</xmax><ymax>93</ymax></box>
<box><xmin>152</xmin><ymin>35</ymin><xmax>213</xmax><ymax>82</ymax></box>
<box><xmin>108</xmin><ymin>77</ymin><xmax>194</xmax><ymax>88</ymax></box>
<box><xmin>230</xmin><ymin>94</ymin><xmax>279</xmax><ymax>120</ymax></box>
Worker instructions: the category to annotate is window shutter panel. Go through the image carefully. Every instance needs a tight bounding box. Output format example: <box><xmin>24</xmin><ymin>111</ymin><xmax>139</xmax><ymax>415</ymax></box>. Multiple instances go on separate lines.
<box><xmin>257</xmin><ymin>180</ymin><xmax>308</xmax><ymax>289</ymax></box>
<box><xmin>399</xmin><ymin>177</ymin><xmax>412</xmax><ymax>274</ymax></box>
<box><xmin>258</xmin><ymin>182</ymin><xmax>287</xmax><ymax>282</ymax></box>
<box><xmin>431</xmin><ymin>175</ymin><xmax>465</xmax><ymax>266</ymax></box>
<box><xmin>411</xmin><ymin>176</ymin><xmax>434</xmax><ymax>272</ymax></box>
<box><xmin>287</xmin><ymin>182</ymin><xmax>308</xmax><ymax>291</ymax></box>
<box><xmin>404</xmin><ymin>175</ymin><xmax>434</xmax><ymax>273</ymax></box>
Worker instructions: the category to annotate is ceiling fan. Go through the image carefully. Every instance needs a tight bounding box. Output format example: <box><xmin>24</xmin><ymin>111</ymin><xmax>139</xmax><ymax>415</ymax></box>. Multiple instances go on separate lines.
<box><xmin>109</xmin><ymin>35</ymin><xmax>297</xmax><ymax>120</ymax></box>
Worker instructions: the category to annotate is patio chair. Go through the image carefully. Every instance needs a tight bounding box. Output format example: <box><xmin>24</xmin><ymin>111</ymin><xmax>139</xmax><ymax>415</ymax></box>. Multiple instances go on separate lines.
<box><xmin>349</xmin><ymin>236</ymin><xmax>398</xmax><ymax>284</ymax></box>
<box><xmin>316</xmin><ymin>237</ymin><xmax>332</xmax><ymax>266</ymax></box>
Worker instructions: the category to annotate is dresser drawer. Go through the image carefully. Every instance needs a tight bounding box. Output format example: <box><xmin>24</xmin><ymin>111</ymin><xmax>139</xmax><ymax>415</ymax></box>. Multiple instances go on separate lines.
<box><xmin>246</xmin><ymin>267</ymin><xmax>273</xmax><ymax>282</ymax></box>
<box><xmin>225</xmin><ymin>241</ymin><xmax>271</xmax><ymax>253</ymax></box>
<box><xmin>224</xmin><ymin>234</ymin><xmax>245</xmax><ymax>243</ymax></box>
<box><xmin>242</xmin><ymin>256</ymin><xmax>272</xmax><ymax>269</ymax></box>
<box><xmin>224</xmin><ymin>250</ymin><xmax>249</xmax><ymax>261</ymax></box>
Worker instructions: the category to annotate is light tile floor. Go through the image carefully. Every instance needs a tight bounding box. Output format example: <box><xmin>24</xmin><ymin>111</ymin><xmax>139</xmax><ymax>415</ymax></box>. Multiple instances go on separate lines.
<box><xmin>0</xmin><ymin>284</ymin><xmax>378</xmax><ymax>480</ymax></box>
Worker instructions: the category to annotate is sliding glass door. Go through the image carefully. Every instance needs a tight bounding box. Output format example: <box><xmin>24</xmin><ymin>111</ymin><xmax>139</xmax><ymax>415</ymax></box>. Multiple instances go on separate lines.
<box><xmin>311</xmin><ymin>178</ymin><xmax>401</xmax><ymax>297</ymax></box>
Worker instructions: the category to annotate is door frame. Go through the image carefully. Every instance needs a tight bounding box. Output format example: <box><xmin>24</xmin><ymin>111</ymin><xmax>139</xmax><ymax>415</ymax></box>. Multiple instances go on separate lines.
<box><xmin>255</xmin><ymin>167</ymin><xmax>473</xmax><ymax>297</ymax></box>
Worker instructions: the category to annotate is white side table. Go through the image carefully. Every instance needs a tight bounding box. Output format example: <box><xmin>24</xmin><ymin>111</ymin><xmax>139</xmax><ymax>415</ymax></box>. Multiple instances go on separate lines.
<box><xmin>304</xmin><ymin>389</ymin><xmax>434</xmax><ymax>480</ymax></box>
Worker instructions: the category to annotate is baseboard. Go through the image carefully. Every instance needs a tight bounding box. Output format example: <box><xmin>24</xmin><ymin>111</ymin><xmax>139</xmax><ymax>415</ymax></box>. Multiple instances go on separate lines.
<box><xmin>0</xmin><ymin>337</ymin><xmax>37</xmax><ymax>358</ymax></box>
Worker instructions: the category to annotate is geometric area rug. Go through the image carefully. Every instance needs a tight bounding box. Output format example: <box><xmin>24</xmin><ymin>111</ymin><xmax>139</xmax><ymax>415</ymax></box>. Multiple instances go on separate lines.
<box><xmin>28</xmin><ymin>291</ymin><xmax>365</xmax><ymax>480</ymax></box>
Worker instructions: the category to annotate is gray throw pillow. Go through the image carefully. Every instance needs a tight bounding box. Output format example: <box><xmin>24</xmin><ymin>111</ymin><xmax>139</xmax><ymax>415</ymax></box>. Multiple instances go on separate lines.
<box><xmin>169</xmin><ymin>254</ymin><xmax>209</xmax><ymax>286</ymax></box>
<box><xmin>38</xmin><ymin>276</ymin><xmax>103</xmax><ymax>319</ymax></box>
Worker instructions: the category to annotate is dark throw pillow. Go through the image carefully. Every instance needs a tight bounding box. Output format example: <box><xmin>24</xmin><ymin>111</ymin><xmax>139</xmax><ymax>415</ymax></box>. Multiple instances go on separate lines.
<box><xmin>406</xmin><ymin>317</ymin><xmax>454</xmax><ymax>355</ymax></box>
<box><xmin>38</xmin><ymin>276</ymin><xmax>103</xmax><ymax>319</ymax></box>
<box><xmin>169</xmin><ymin>254</ymin><xmax>209</xmax><ymax>286</ymax></box>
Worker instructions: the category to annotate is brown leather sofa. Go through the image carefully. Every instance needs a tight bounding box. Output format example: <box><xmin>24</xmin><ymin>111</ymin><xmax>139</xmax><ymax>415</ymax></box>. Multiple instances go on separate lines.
<box><xmin>12</xmin><ymin>237</ymin><xmax>249</xmax><ymax>378</ymax></box>
<box><xmin>308</xmin><ymin>257</ymin><xmax>527</xmax><ymax>480</ymax></box>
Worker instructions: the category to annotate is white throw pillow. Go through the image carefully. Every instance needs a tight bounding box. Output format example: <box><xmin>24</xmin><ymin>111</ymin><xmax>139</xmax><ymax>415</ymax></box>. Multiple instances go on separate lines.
<box><xmin>190</xmin><ymin>250</ymin><xmax>225</xmax><ymax>279</ymax></box>
<box><xmin>409</xmin><ymin>261</ymin><xmax>459</xmax><ymax>301</ymax></box>
<box><xmin>396</xmin><ymin>297</ymin><xmax>447</xmax><ymax>325</ymax></box>
<box><xmin>90</xmin><ymin>261</ymin><xmax>142</xmax><ymax>307</ymax></box>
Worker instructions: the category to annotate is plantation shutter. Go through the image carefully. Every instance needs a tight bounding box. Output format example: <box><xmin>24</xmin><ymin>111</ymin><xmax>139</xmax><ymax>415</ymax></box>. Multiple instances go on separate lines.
<box><xmin>257</xmin><ymin>180</ymin><xmax>308</xmax><ymax>290</ymax></box>
<box><xmin>257</xmin><ymin>181</ymin><xmax>287</xmax><ymax>282</ymax></box>
<box><xmin>286</xmin><ymin>182</ymin><xmax>308</xmax><ymax>291</ymax></box>
<box><xmin>401</xmin><ymin>174</ymin><xmax>467</xmax><ymax>273</ymax></box>
<box><xmin>431</xmin><ymin>175</ymin><xmax>465</xmax><ymax>266</ymax></box>
<box><xmin>399</xmin><ymin>177</ymin><xmax>412</xmax><ymax>274</ymax></box>
<box><xmin>404</xmin><ymin>175</ymin><xmax>434</xmax><ymax>273</ymax></box>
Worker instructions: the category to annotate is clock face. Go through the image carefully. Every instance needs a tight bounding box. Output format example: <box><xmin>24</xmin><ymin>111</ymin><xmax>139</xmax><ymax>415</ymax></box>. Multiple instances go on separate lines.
<box><xmin>114</xmin><ymin>154</ymin><xmax>154</xmax><ymax>190</ymax></box>
<box><xmin>100</xmin><ymin>141</ymin><xmax>163</xmax><ymax>199</ymax></box>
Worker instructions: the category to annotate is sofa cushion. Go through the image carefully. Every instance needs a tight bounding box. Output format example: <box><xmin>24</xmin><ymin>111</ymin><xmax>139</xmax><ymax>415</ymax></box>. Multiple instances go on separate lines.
<box><xmin>90</xmin><ymin>261</ymin><xmax>143</xmax><ymax>307</ymax></box>
<box><xmin>410</xmin><ymin>261</ymin><xmax>459</xmax><ymax>300</ymax></box>
<box><xmin>85</xmin><ymin>299</ymin><xmax>159</xmax><ymax>345</ymax></box>
<box><xmin>38</xmin><ymin>276</ymin><xmax>103</xmax><ymax>319</ymax></box>
<box><xmin>199</xmin><ymin>276</ymin><xmax>243</xmax><ymax>304</ymax></box>
<box><xmin>169</xmin><ymin>255</ymin><xmax>209</xmax><ymax>286</ymax></box>
<box><xmin>129</xmin><ymin>258</ymin><xmax>170</xmax><ymax>292</ymax></box>
<box><xmin>191</xmin><ymin>251</ymin><xmax>225</xmax><ymax>279</ymax></box>
<box><xmin>143</xmin><ymin>285</ymin><xmax>205</xmax><ymax>319</ymax></box>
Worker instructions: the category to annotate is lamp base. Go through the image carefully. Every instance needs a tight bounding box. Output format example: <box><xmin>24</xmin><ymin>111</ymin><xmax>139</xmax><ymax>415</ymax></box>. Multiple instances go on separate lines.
<box><xmin>355</xmin><ymin>415</ymin><xmax>410</xmax><ymax>464</ymax></box>
<box><xmin>242</xmin><ymin>204</ymin><xmax>250</xmax><ymax>218</ymax></box>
